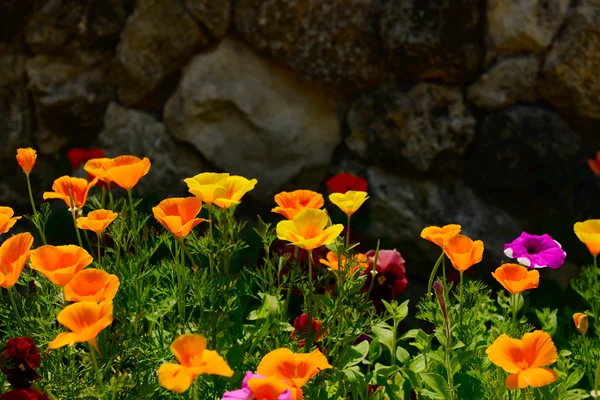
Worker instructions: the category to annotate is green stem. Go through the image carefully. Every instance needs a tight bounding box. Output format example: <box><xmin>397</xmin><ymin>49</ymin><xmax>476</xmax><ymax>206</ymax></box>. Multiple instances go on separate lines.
<box><xmin>459</xmin><ymin>271</ymin><xmax>464</xmax><ymax>336</ymax></box>
<box><xmin>442</xmin><ymin>256</ymin><xmax>446</xmax><ymax>282</ymax></box>
<box><xmin>391</xmin><ymin>318</ymin><xmax>399</xmax><ymax>368</ymax></box>
<box><xmin>97</xmin><ymin>233</ymin><xmax>102</xmax><ymax>266</ymax></box>
<box><xmin>512</xmin><ymin>293</ymin><xmax>519</xmax><ymax>335</ymax></box>
<box><xmin>445</xmin><ymin>312</ymin><xmax>455</xmax><ymax>400</ymax></box>
<box><xmin>177</xmin><ymin>241</ymin><xmax>186</xmax><ymax>322</ymax></box>
<box><xmin>594</xmin><ymin>360</ymin><xmax>600</xmax><ymax>399</ymax></box>
<box><xmin>595</xmin><ymin>254</ymin><xmax>597</xmax><ymax>269</ymax></box>
<box><xmin>306</xmin><ymin>249</ymin><xmax>314</xmax><ymax>351</ymax></box>
<box><xmin>107</xmin><ymin>183</ymin><xmax>114</xmax><ymax>210</ymax></box>
<box><xmin>25</xmin><ymin>173</ymin><xmax>47</xmax><ymax>245</ymax></box>
<box><xmin>71</xmin><ymin>210</ymin><xmax>84</xmax><ymax>248</ymax></box>
<box><xmin>176</xmin><ymin>236</ymin><xmax>197</xmax><ymax>267</ymax></box>
<box><xmin>521</xmin><ymin>389</ymin><xmax>527</xmax><ymax>400</ymax></box>
<box><xmin>127</xmin><ymin>189</ymin><xmax>135</xmax><ymax>225</ymax></box>
<box><xmin>211</xmin><ymin>310</ymin><xmax>218</xmax><ymax>351</ymax></box>
<box><xmin>208</xmin><ymin>217</ymin><xmax>214</xmax><ymax>276</ymax></box>
<box><xmin>7</xmin><ymin>287</ymin><xmax>24</xmax><ymax>331</ymax></box>
<box><xmin>366</xmin><ymin>240</ymin><xmax>381</xmax><ymax>302</ymax></box>
<box><xmin>193</xmin><ymin>379</ymin><xmax>199</xmax><ymax>400</ymax></box>
<box><xmin>100</xmin><ymin>188</ymin><xmax>106</xmax><ymax>209</ymax></box>
<box><xmin>345</xmin><ymin>214</ymin><xmax>351</xmax><ymax>248</ymax></box>
<box><xmin>427</xmin><ymin>252</ymin><xmax>445</xmax><ymax>295</ymax></box>
<box><xmin>88</xmin><ymin>343</ymin><xmax>104</xmax><ymax>396</ymax></box>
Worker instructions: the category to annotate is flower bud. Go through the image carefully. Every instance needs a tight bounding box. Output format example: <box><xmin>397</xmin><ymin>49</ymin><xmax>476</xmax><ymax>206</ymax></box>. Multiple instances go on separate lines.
<box><xmin>433</xmin><ymin>281</ymin><xmax>447</xmax><ymax>320</ymax></box>
<box><xmin>573</xmin><ymin>312</ymin><xmax>588</xmax><ymax>335</ymax></box>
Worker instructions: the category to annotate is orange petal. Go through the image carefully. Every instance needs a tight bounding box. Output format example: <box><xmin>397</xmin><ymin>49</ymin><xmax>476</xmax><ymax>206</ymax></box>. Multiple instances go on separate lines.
<box><xmin>257</xmin><ymin>348</ymin><xmax>298</xmax><ymax>384</ymax></box>
<box><xmin>522</xmin><ymin>330</ymin><xmax>557</xmax><ymax>369</ymax></box>
<box><xmin>158</xmin><ymin>363</ymin><xmax>195</xmax><ymax>394</ymax></box>
<box><xmin>188</xmin><ymin>350</ymin><xmax>234</xmax><ymax>377</ymax></box>
<box><xmin>506</xmin><ymin>368</ymin><xmax>557</xmax><ymax>389</ymax></box>
<box><xmin>48</xmin><ymin>332</ymin><xmax>77</xmax><ymax>349</ymax></box>
<box><xmin>248</xmin><ymin>376</ymin><xmax>291</xmax><ymax>400</ymax></box>
<box><xmin>486</xmin><ymin>334</ymin><xmax>523</xmax><ymax>374</ymax></box>
<box><xmin>292</xmin><ymin>348</ymin><xmax>332</xmax><ymax>387</ymax></box>
<box><xmin>170</xmin><ymin>334</ymin><xmax>206</xmax><ymax>367</ymax></box>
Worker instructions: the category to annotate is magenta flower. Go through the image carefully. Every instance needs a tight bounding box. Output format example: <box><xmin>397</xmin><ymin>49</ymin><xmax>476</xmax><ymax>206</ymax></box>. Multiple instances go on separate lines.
<box><xmin>222</xmin><ymin>371</ymin><xmax>291</xmax><ymax>400</ymax></box>
<box><xmin>503</xmin><ymin>232</ymin><xmax>566</xmax><ymax>269</ymax></box>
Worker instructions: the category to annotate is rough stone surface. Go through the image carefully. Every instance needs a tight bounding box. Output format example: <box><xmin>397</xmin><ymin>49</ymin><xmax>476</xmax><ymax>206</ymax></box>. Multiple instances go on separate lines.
<box><xmin>97</xmin><ymin>102</ymin><xmax>206</xmax><ymax>199</ymax></box>
<box><xmin>465</xmin><ymin>106</ymin><xmax>581</xmax><ymax>189</ymax></box>
<box><xmin>487</xmin><ymin>0</ymin><xmax>570</xmax><ymax>55</ymax></box>
<box><xmin>234</xmin><ymin>0</ymin><xmax>384</xmax><ymax>86</ymax></box>
<box><xmin>26</xmin><ymin>55</ymin><xmax>114</xmax><ymax>154</ymax></box>
<box><xmin>346</xmin><ymin>84</ymin><xmax>476</xmax><ymax>173</ymax></box>
<box><xmin>0</xmin><ymin>0</ymin><xmax>34</xmax><ymax>42</ymax></box>
<box><xmin>185</xmin><ymin>0</ymin><xmax>232</xmax><ymax>38</ymax></box>
<box><xmin>116</xmin><ymin>0</ymin><xmax>212</xmax><ymax>105</ymax></box>
<box><xmin>380</xmin><ymin>0</ymin><xmax>482</xmax><ymax>83</ymax></box>
<box><xmin>164</xmin><ymin>38</ymin><xmax>340</xmax><ymax>198</ymax></box>
<box><xmin>0</xmin><ymin>51</ymin><xmax>30</xmax><ymax>159</ymax></box>
<box><xmin>25</xmin><ymin>0</ymin><xmax>129</xmax><ymax>63</ymax></box>
<box><xmin>366</xmin><ymin>166</ymin><xmax>522</xmax><ymax>279</ymax></box>
<box><xmin>540</xmin><ymin>2</ymin><xmax>600</xmax><ymax>120</ymax></box>
<box><xmin>467</xmin><ymin>56</ymin><xmax>539</xmax><ymax>110</ymax></box>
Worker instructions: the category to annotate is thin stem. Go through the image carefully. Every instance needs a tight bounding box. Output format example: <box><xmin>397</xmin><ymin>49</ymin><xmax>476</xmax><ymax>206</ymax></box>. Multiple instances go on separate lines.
<box><xmin>306</xmin><ymin>249</ymin><xmax>314</xmax><ymax>351</ymax></box>
<box><xmin>442</xmin><ymin>256</ymin><xmax>446</xmax><ymax>282</ymax></box>
<box><xmin>97</xmin><ymin>233</ymin><xmax>102</xmax><ymax>266</ymax></box>
<box><xmin>391</xmin><ymin>318</ymin><xmax>399</xmax><ymax>367</ymax></box>
<box><xmin>175</xmin><ymin>236</ymin><xmax>197</xmax><ymax>267</ymax></box>
<box><xmin>127</xmin><ymin>189</ymin><xmax>135</xmax><ymax>225</ymax></box>
<box><xmin>366</xmin><ymin>240</ymin><xmax>381</xmax><ymax>302</ymax></box>
<box><xmin>208</xmin><ymin>216</ymin><xmax>214</xmax><ymax>276</ymax></box>
<box><xmin>345</xmin><ymin>214</ymin><xmax>351</xmax><ymax>248</ymax></box>
<box><xmin>595</xmin><ymin>254</ymin><xmax>598</xmax><ymax>269</ymax></box>
<box><xmin>71</xmin><ymin>210</ymin><xmax>84</xmax><ymax>248</ymax></box>
<box><xmin>459</xmin><ymin>271</ymin><xmax>464</xmax><ymax>335</ymax></box>
<box><xmin>107</xmin><ymin>183</ymin><xmax>114</xmax><ymax>210</ymax></box>
<box><xmin>193</xmin><ymin>379</ymin><xmax>199</xmax><ymax>400</ymax></box>
<box><xmin>512</xmin><ymin>293</ymin><xmax>519</xmax><ymax>335</ymax></box>
<box><xmin>88</xmin><ymin>343</ymin><xmax>104</xmax><ymax>395</ymax></box>
<box><xmin>427</xmin><ymin>252</ymin><xmax>445</xmax><ymax>295</ymax></box>
<box><xmin>521</xmin><ymin>389</ymin><xmax>527</xmax><ymax>400</ymax></box>
<box><xmin>100</xmin><ymin>188</ymin><xmax>106</xmax><ymax>209</ymax></box>
<box><xmin>444</xmin><ymin>311</ymin><xmax>455</xmax><ymax>400</ymax></box>
<box><xmin>26</xmin><ymin>173</ymin><xmax>47</xmax><ymax>245</ymax></box>
<box><xmin>176</xmin><ymin>241</ymin><xmax>186</xmax><ymax>322</ymax></box>
<box><xmin>7</xmin><ymin>287</ymin><xmax>24</xmax><ymax>331</ymax></box>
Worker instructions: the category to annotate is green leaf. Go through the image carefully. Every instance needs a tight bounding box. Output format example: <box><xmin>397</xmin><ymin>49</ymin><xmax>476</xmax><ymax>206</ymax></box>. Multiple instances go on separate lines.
<box><xmin>369</xmin><ymin>338</ymin><xmax>382</xmax><ymax>361</ymax></box>
<box><xmin>341</xmin><ymin>365</ymin><xmax>364</xmax><ymax>383</ymax></box>
<box><xmin>372</xmin><ymin>323</ymin><xmax>394</xmax><ymax>356</ymax></box>
<box><xmin>396</xmin><ymin>345</ymin><xmax>411</xmax><ymax>365</ymax></box>
<box><xmin>564</xmin><ymin>368</ymin><xmax>585</xmax><ymax>389</ymax></box>
<box><xmin>340</xmin><ymin>340</ymin><xmax>370</xmax><ymax>368</ymax></box>
<box><xmin>420</xmin><ymin>372</ymin><xmax>450</xmax><ymax>400</ymax></box>
<box><xmin>400</xmin><ymin>329</ymin><xmax>419</xmax><ymax>341</ymax></box>
<box><xmin>247</xmin><ymin>293</ymin><xmax>279</xmax><ymax>320</ymax></box>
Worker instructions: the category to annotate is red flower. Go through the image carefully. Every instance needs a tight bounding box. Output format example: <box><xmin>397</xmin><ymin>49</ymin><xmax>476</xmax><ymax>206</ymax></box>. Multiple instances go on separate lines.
<box><xmin>1</xmin><ymin>337</ymin><xmax>41</xmax><ymax>389</ymax></box>
<box><xmin>291</xmin><ymin>314</ymin><xmax>324</xmax><ymax>348</ymax></box>
<box><xmin>326</xmin><ymin>172</ymin><xmax>368</xmax><ymax>194</ymax></box>
<box><xmin>364</xmin><ymin>249</ymin><xmax>408</xmax><ymax>308</ymax></box>
<box><xmin>0</xmin><ymin>389</ymin><xmax>49</xmax><ymax>400</ymax></box>
<box><xmin>66</xmin><ymin>148</ymin><xmax>106</xmax><ymax>170</ymax></box>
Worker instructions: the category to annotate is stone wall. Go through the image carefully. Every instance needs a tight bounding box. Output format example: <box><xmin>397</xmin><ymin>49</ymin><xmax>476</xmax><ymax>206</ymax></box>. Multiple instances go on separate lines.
<box><xmin>1</xmin><ymin>0</ymin><xmax>599</xmax><ymax>278</ymax></box>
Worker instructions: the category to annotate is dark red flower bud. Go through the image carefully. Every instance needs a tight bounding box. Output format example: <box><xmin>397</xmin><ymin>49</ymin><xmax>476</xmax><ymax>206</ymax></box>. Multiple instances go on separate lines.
<box><xmin>326</xmin><ymin>172</ymin><xmax>368</xmax><ymax>194</ymax></box>
<box><xmin>291</xmin><ymin>314</ymin><xmax>324</xmax><ymax>348</ymax></box>
<box><xmin>0</xmin><ymin>388</ymin><xmax>49</xmax><ymax>400</ymax></box>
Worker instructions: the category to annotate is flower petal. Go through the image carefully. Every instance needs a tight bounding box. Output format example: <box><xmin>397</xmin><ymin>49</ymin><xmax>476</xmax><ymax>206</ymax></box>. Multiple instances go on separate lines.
<box><xmin>522</xmin><ymin>330</ymin><xmax>557</xmax><ymax>369</ymax></box>
<box><xmin>158</xmin><ymin>363</ymin><xmax>195</xmax><ymax>394</ymax></box>
<box><xmin>486</xmin><ymin>334</ymin><xmax>523</xmax><ymax>374</ymax></box>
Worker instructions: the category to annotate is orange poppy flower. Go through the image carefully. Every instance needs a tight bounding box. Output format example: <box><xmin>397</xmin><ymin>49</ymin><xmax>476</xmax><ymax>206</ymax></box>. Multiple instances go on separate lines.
<box><xmin>486</xmin><ymin>330</ymin><xmax>558</xmax><ymax>390</ymax></box>
<box><xmin>43</xmin><ymin>176</ymin><xmax>98</xmax><ymax>210</ymax></box>
<box><xmin>420</xmin><ymin>224</ymin><xmax>462</xmax><ymax>248</ymax></box>
<box><xmin>443</xmin><ymin>234</ymin><xmax>484</xmax><ymax>272</ymax></box>
<box><xmin>158</xmin><ymin>334</ymin><xmax>233</xmax><ymax>394</ymax></box>
<box><xmin>248</xmin><ymin>375</ymin><xmax>291</xmax><ymax>400</ymax></box>
<box><xmin>328</xmin><ymin>191</ymin><xmax>369</xmax><ymax>216</ymax></box>
<box><xmin>48</xmin><ymin>300</ymin><xmax>113</xmax><ymax>354</ymax></box>
<box><xmin>29</xmin><ymin>245</ymin><xmax>93</xmax><ymax>286</ymax></box>
<box><xmin>105</xmin><ymin>155</ymin><xmax>151</xmax><ymax>190</ymax></box>
<box><xmin>16</xmin><ymin>148</ymin><xmax>37</xmax><ymax>174</ymax></box>
<box><xmin>491</xmin><ymin>264</ymin><xmax>540</xmax><ymax>295</ymax></box>
<box><xmin>213</xmin><ymin>175</ymin><xmax>258</xmax><ymax>209</ymax></box>
<box><xmin>256</xmin><ymin>348</ymin><xmax>332</xmax><ymax>400</ymax></box>
<box><xmin>0</xmin><ymin>207</ymin><xmax>21</xmax><ymax>235</ymax></box>
<box><xmin>574</xmin><ymin>220</ymin><xmax>600</xmax><ymax>256</ymax></box>
<box><xmin>573</xmin><ymin>313</ymin><xmax>588</xmax><ymax>335</ymax></box>
<box><xmin>152</xmin><ymin>197</ymin><xmax>207</xmax><ymax>238</ymax></box>
<box><xmin>0</xmin><ymin>232</ymin><xmax>34</xmax><ymax>288</ymax></box>
<box><xmin>76</xmin><ymin>209</ymin><xmax>118</xmax><ymax>233</ymax></box>
<box><xmin>588</xmin><ymin>151</ymin><xmax>600</xmax><ymax>175</ymax></box>
<box><xmin>319</xmin><ymin>251</ymin><xmax>369</xmax><ymax>275</ymax></box>
<box><xmin>272</xmin><ymin>190</ymin><xmax>324</xmax><ymax>220</ymax></box>
<box><xmin>83</xmin><ymin>158</ymin><xmax>113</xmax><ymax>183</ymax></box>
<box><xmin>184</xmin><ymin>173</ymin><xmax>229</xmax><ymax>205</ymax></box>
<box><xmin>63</xmin><ymin>269</ymin><xmax>120</xmax><ymax>302</ymax></box>
<box><xmin>276</xmin><ymin>209</ymin><xmax>344</xmax><ymax>251</ymax></box>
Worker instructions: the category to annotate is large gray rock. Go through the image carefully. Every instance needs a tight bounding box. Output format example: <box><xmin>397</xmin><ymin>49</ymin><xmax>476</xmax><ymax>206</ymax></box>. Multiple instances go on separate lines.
<box><xmin>97</xmin><ymin>102</ymin><xmax>206</xmax><ymax>199</ymax></box>
<box><xmin>540</xmin><ymin>1</ymin><xmax>600</xmax><ymax>120</ymax></box>
<box><xmin>25</xmin><ymin>0</ymin><xmax>129</xmax><ymax>63</ymax></box>
<box><xmin>164</xmin><ymin>38</ymin><xmax>340</xmax><ymax>198</ymax></box>
<box><xmin>487</xmin><ymin>0</ymin><xmax>570</xmax><ymax>55</ymax></box>
<box><xmin>184</xmin><ymin>0</ymin><xmax>232</xmax><ymax>38</ymax></box>
<box><xmin>465</xmin><ymin>106</ymin><xmax>581</xmax><ymax>189</ymax></box>
<box><xmin>467</xmin><ymin>56</ymin><xmax>539</xmax><ymax>110</ymax></box>
<box><xmin>0</xmin><ymin>51</ymin><xmax>30</xmax><ymax>159</ymax></box>
<box><xmin>26</xmin><ymin>55</ymin><xmax>114</xmax><ymax>154</ymax></box>
<box><xmin>116</xmin><ymin>0</ymin><xmax>224</xmax><ymax>105</ymax></box>
<box><xmin>366</xmin><ymin>166</ymin><xmax>522</xmax><ymax>279</ymax></box>
<box><xmin>380</xmin><ymin>0</ymin><xmax>482</xmax><ymax>84</ymax></box>
<box><xmin>234</xmin><ymin>0</ymin><xmax>384</xmax><ymax>86</ymax></box>
<box><xmin>346</xmin><ymin>84</ymin><xmax>476</xmax><ymax>173</ymax></box>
